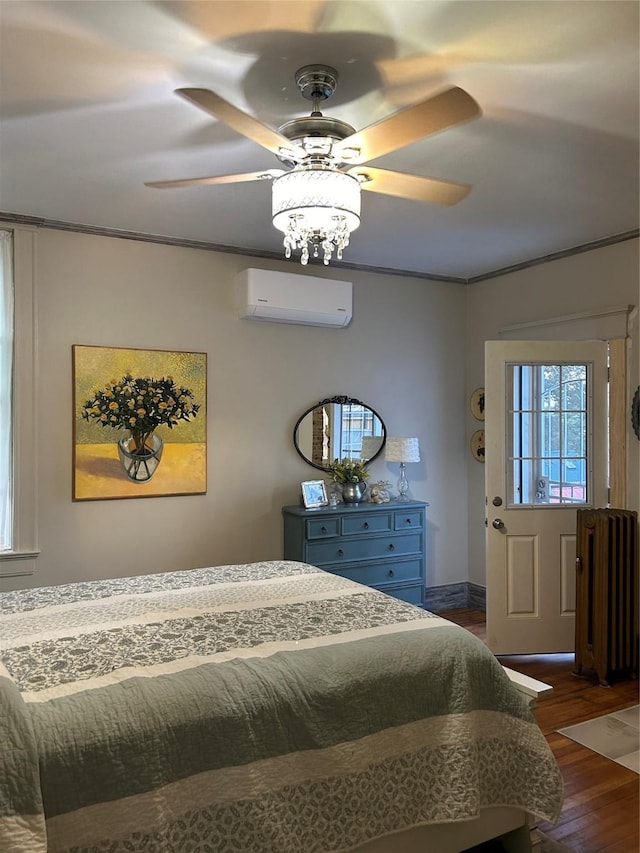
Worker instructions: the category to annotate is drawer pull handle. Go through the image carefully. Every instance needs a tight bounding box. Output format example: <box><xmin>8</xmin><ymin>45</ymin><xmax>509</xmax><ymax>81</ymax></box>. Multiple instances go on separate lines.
<box><xmin>321</xmin><ymin>526</ymin><xmax>327</xmax><ymax>533</ymax></box>
<box><xmin>388</xmin><ymin>544</ymin><xmax>395</xmax><ymax>551</ymax></box>
<box><xmin>388</xmin><ymin>569</ymin><xmax>394</xmax><ymax>577</ymax></box>
<box><xmin>363</xmin><ymin>522</ymin><xmax>369</xmax><ymax>529</ymax></box>
<box><xmin>405</xmin><ymin>518</ymin><xmax>412</xmax><ymax>525</ymax></box>
<box><xmin>337</xmin><ymin>549</ymin><xmax>344</xmax><ymax>557</ymax></box>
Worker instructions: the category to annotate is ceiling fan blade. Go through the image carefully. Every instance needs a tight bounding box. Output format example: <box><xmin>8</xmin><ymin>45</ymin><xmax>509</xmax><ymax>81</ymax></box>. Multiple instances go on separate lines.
<box><xmin>335</xmin><ymin>86</ymin><xmax>481</xmax><ymax>165</ymax></box>
<box><xmin>349</xmin><ymin>166</ymin><xmax>472</xmax><ymax>206</ymax></box>
<box><xmin>176</xmin><ymin>88</ymin><xmax>306</xmax><ymax>160</ymax></box>
<box><xmin>145</xmin><ymin>169</ymin><xmax>284</xmax><ymax>190</ymax></box>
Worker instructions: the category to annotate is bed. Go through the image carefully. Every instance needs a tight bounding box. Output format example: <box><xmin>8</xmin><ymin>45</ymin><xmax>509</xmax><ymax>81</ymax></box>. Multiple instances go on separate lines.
<box><xmin>0</xmin><ymin>560</ymin><xmax>563</xmax><ymax>853</ymax></box>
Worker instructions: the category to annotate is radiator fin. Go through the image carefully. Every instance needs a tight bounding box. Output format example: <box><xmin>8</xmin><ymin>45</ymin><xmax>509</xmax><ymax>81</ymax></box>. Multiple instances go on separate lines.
<box><xmin>575</xmin><ymin>508</ymin><xmax>638</xmax><ymax>686</ymax></box>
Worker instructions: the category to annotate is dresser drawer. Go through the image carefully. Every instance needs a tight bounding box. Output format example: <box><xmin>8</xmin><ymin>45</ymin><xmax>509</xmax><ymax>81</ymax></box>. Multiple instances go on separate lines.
<box><xmin>341</xmin><ymin>513</ymin><xmax>393</xmax><ymax>536</ymax></box>
<box><xmin>384</xmin><ymin>584</ymin><xmax>424</xmax><ymax>607</ymax></box>
<box><xmin>394</xmin><ymin>510</ymin><xmax>424</xmax><ymax>531</ymax></box>
<box><xmin>307</xmin><ymin>532</ymin><xmax>422</xmax><ymax>566</ymax></box>
<box><xmin>306</xmin><ymin>518</ymin><xmax>340</xmax><ymax>539</ymax></box>
<box><xmin>331</xmin><ymin>558</ymin><xmax>423</xmax><ymax>587</ymax></box>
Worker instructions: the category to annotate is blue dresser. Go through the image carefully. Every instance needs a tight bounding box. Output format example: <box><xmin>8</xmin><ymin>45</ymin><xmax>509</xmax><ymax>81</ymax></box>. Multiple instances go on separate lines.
<box><xmin>282</xmin><ymin>500</ymin><xmax>428</xmax><ymax>606</ymax></box>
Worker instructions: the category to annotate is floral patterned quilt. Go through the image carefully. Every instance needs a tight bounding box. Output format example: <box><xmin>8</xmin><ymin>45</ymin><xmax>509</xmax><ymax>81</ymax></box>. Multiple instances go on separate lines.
<box><xmin>0</xmin><ymin>560</ymin><xmax>562</xmax><ymax>852</ymax></box>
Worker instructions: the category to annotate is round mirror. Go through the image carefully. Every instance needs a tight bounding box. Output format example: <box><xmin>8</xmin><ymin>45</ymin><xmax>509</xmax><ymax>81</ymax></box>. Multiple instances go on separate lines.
<box><xmin>293</xmin><ymin>396</ymin><xmax>386</xmax><ymax>472</ymax></box>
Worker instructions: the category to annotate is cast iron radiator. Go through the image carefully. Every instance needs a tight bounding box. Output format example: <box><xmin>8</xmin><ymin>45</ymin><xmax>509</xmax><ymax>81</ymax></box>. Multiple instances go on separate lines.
<box><xmin>574</xmin><ymin>508</ymin><xmax>639</xmax><ymax>686</ymax></box>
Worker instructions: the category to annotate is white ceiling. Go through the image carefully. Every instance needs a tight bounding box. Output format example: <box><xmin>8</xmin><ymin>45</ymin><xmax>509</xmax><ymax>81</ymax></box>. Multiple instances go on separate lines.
<box><xmin>1</xmin><ymin>0</ymin><xmax>638</xmax><ymax>281</ymax></box>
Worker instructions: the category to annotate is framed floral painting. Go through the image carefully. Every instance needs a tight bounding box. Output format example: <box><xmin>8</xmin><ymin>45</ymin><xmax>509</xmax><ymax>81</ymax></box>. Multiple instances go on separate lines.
<box><xmin>73</xmin><ymin>345</ymin><xmax>207</xmax><ymax>500</ymax></box>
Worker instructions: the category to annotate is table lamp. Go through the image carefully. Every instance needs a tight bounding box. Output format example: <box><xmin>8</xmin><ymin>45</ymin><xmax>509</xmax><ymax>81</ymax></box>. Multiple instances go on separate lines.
<box><xmin>385</xmin><ymin>437</ymin><xmax>420</xmax><ymax>501</ymax></box>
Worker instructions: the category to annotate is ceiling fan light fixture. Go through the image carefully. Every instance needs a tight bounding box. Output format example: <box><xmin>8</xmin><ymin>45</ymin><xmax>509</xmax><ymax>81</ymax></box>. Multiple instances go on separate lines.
<box><xmin>272</xmin><ymin>168</ymin><xmax>361</xmax><ymax>265</ymax></box>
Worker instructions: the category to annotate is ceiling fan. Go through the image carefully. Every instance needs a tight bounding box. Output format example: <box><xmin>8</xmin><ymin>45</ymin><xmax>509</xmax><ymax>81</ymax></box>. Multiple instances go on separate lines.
<box><xmin>146</xmin><ymin>65</ymin><xmax>481</xmax><ymax>265</ymax></box>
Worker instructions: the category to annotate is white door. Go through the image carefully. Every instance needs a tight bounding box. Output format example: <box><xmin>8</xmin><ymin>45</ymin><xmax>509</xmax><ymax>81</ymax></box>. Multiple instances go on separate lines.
<box><xmin>485</xmin><ymin>340</ymin><xmax>609</xmax><ymax>654</ymax></box>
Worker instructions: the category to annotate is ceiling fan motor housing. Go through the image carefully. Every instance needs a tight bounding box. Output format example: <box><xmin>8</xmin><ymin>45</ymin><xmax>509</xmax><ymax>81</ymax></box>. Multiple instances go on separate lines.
<box><xmin>277</xmin><ymin>116</ymin><xmax>357</xmax><ymax>166</ymax></box>
<box><xmin>275</xmin><ymin>65</ymin><xmax>356</xmax><ymax>167</ymax></box>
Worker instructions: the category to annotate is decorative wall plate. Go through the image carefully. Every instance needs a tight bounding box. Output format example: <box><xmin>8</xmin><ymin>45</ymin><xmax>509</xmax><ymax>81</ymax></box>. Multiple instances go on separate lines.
<box><xmin>470</xmin><ymin>387</ymin><xmax>485</xmax><ymax>421</ymax></box>
<box><xmin>470</xmin><ymin>429</ymin><xmax>485</xmax><ymax>462</ymax></box>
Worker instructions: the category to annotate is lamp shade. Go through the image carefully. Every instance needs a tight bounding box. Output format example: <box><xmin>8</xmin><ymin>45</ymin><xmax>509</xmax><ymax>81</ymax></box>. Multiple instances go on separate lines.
<box><xmin>385</xmin><ymin>437</ymin><xmax>420</xmax><ymax>464</ymax></box>
<box><xmin>361</xmin><ymin>435</ymin><xmax>383</xmax><ymax>460</ymax></box>
<box><xmin>272</xmin><ymin>167</ymin><xmax>361</xmax><ymax>265</ymax></box>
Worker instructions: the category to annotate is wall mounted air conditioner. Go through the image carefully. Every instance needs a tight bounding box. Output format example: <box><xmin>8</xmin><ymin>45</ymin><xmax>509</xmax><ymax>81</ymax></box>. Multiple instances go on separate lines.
<box><xmin>235</xmin><ymin>268</ymin><xmax>353</xmax><ymax>328</ymax></box>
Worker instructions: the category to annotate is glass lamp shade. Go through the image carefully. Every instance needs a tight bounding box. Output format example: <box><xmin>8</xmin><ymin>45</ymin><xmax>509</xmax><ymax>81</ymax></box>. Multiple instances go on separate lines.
<box><xmin>272</xmin><ymin>168</ymin><xmax>361</xmax><ymax>265</ymax></box>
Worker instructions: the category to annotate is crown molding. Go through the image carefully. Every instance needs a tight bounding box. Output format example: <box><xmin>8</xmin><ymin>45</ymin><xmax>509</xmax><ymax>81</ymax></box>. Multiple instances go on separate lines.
<box><xmin>0</xmin><ymin>212</ymin><xmax>636</xmax><ymax>285</ymax></box>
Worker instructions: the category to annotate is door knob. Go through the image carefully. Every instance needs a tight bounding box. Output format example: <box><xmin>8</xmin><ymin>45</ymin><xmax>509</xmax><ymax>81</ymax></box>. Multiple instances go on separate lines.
<box><xmin>492</xmin><ymin>518</ymin><xmax>505</xmax><ymax>530</ymax></box>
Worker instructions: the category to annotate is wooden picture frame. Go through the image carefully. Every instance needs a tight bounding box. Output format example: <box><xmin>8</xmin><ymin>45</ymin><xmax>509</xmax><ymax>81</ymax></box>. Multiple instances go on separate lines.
<box><xmin>73</xmin><ymin>345</ymin><xmax>207</xmax><ymax>501</ymax></box>
<box><xmin>301</xmin><ymin>479</ymin><xmax>328</xmax><ymax>509</ymax></box>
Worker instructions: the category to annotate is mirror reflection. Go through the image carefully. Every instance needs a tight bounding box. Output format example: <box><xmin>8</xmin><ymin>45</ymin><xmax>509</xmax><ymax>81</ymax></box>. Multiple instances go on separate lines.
<box><xmin>293</xmin><ymin>396</ymin><xmax>386</xmax><ymax>472</ymax></box>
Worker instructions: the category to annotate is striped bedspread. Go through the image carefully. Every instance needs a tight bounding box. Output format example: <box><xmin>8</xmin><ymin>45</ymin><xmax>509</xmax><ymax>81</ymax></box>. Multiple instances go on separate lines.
<box><xmin>0</xmin><ymin>560</ymin><xmax>563</xmax><ymax>852</ymax></box>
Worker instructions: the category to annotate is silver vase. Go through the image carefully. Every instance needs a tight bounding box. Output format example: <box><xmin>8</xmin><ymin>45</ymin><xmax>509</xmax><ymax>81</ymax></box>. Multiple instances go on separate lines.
<box><xmin>342</xmin><ymin>481</ymin><xmax>367</xmax><ymax>504</ymax></box>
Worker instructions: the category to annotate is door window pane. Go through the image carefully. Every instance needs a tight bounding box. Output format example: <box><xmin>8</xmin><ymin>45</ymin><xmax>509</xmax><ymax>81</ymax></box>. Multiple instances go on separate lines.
<box><xmin>507</xmin><ymin>363</ymin><xmax>590</xmax><ymax>507</ymax></box>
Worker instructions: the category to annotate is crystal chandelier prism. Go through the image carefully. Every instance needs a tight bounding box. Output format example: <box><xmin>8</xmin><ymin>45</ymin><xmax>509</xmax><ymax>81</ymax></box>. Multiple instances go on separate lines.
<box><xmin>272</xmin><ymin>167</ymin><xmax>361</xmax><ymax>265</ymax></box>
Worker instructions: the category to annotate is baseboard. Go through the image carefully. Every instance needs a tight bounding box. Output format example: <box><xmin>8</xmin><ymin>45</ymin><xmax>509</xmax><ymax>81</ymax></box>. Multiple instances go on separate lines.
<box><xmin>425</xmin><ymin>582</ymin><xmax>486</xmax><ymax>612</ymax></box>
<box><xmin>468</xmin><ymin>582</ymin><xmax>486</xmax><ymax>611</ymax></box>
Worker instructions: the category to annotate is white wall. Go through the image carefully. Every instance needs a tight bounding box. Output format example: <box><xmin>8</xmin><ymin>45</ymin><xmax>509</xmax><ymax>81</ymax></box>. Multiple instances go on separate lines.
<box><xmin>465</xmin><ymin>239</ymin><xmax>639</xmax><ymax>587</ymax></box>
<box><xmin>1</xmin><ymin>227</ymin><xmax>469</xmax><ymax>590</ymax></box>
<box><xmin>6</xmin><ymin>227</ymin><xmax>635</xmax><ymax>595</ymax></box>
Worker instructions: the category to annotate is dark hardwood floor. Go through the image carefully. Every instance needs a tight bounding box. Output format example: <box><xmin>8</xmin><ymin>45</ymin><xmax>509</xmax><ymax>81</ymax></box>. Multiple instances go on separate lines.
<box><xmin>439</xmin><ymin>608</ymin><xmax>639</xmax><ymax>853</ymax></box>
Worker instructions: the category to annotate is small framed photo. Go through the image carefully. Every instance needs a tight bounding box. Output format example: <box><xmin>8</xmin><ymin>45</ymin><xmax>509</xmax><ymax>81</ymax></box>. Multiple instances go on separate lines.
<box><xmin>301</xmin><ymin>479</ymin><xmax>328</xmax><ymax>509</ymax></box>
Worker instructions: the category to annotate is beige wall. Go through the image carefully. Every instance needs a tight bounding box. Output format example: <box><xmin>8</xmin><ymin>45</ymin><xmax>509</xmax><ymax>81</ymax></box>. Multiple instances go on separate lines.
<box><xmin>465</xmin><ymin>239</ymin><xmax>639</xmax><ymax>587</ymax></box>
<box><xmin>4</xmin><ymin>228</ymin><xmax>636</xmax><ymax>594</ymax></box>
<box><xmin>1</xmin><ymin>227</ymin><xmax>469</xmax><ymax>590</ymax></box>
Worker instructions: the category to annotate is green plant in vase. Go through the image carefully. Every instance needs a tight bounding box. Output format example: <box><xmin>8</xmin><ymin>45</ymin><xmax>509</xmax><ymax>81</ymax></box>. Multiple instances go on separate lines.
<box><xmin>330</xmin><ymin>457</ymin><xmax>370</xmax><ymax>503</ymax></box>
